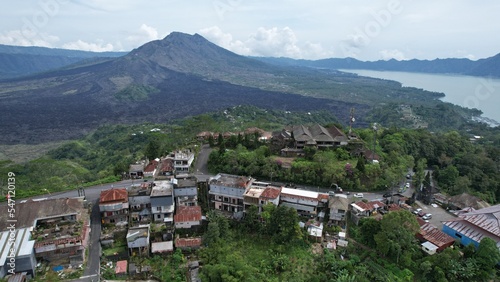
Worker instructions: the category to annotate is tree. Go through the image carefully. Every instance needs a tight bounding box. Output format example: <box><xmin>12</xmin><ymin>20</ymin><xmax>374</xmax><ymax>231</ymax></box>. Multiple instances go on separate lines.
<box><xmin>267</xmin><ymin>205</ymin><xmax>302</xmax><ymax>244</ymax></box>
<box><xmin>374</xmin><ymin>210</ymin><xmax>419</xmax><ymax>266</ymax></box>
<box><xmin>144</xmin><ymin>139</ymin><xmax>161</xmax><ymax>160</ymax></box>
<box><xmin>359</xmin><ymin>217</ymin><xmax>381</xmax><ymax>248</ymax></box>
<box><xmin>203</xmin><ymin>221</ymin><xmax>220</xmax><ymax>246</ymax></box>
<box><xmin>243</xmin><ymin>205</ymin><xmax>260</xmax><ymax>232</ymax></box>
<box><xmin>474</xmin><ymin>237</ymin><xmax>500</xmax><ymax>280</ymax></box>
<box><xmin>356</xmin><ymin>155</ymin><xmax>366</xmax><ymax>173</ymax></box>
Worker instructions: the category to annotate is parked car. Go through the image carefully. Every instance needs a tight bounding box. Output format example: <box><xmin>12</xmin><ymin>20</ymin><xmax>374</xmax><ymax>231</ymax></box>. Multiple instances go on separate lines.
<box><xmin>418</xmin><ymin>210</ymin><xmax>425</xmax><ymax>217</ymax></box>
<box><xmin>413</xmin><ymin>208</ymin><xmax>422</xmax><ymax>215</ymax></box>
<box><xmin>405</xmin><ymin>182</ymin><xmax>410</xmax><ymax>188</ymax></box>
<box><xmin>423</xmin><ymin>213</ymin><xmax>432</xmax><ymax>220</ymax></box>
<box><xmin>353</xmin><ymin>193</ymin><xmax>364</xmax><ymax>198</ymax></box>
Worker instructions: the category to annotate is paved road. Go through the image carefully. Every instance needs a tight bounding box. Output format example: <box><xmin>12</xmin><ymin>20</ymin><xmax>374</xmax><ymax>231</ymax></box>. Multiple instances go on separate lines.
<box><xmin>194</xmin><ymin>144</ymin><xmax>213</xmax><ymax>182</ymax></box>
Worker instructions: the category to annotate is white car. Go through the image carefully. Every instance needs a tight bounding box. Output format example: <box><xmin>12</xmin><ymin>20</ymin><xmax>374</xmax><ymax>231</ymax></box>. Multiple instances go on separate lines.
<box><xmin>353</xmin><ymin>193</ymin><xmax>364</xmax><ymax>198</ymax></box>
<box><xmin>413</xmin><ymin>208</ymin><xmax>422</xmax><ymax>215</ymax></box>
<box><xmin>423</xmin><ymin>213</ymin><xmax>432</xmax><ymax>220</ymax></box>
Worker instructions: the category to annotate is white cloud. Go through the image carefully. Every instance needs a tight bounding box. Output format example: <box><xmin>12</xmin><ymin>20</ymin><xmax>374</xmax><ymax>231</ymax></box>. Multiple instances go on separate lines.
<box><xmin>379</xmin><ymin>49</ymin><xmax>406</xmax><ymax>60</ymax></box>
<box><xmin>62</xmin><ymin>40</ymin><xmax>114</xmax><ymax>52</ymax></box>
<box><xmin>199</xmin><ymin>26</ymin><xmax>251</xmax><ymax>55</ymax></box>
<box><xmin>126</xmin><ymin>24</ymin><xmax>161</xmax><ymax>45</ymax></box>
<box><xmin>199</xmin><ymin>26</ymin><xmax>332</xmax><ymax>59</ymax></box>
<box><xmin>0</xmin><ymin>30</ymin><xmax>59</xmax><ymax>47</ymax></box>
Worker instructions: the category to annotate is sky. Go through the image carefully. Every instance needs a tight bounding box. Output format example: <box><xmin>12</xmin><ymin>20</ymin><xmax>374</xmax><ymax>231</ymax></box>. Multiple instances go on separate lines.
<box><xmin>0</xmin><ymin>0</ymin><xmax>499</xmax><ymax>61</ymax></box>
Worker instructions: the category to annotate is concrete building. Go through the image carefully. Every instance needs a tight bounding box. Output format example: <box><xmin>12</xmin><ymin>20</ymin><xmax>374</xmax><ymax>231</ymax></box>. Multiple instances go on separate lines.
<box><xmin>99</xmin><ymin>188</ymin><xmax>129</xmax><ymax>226</ymax></box>
<box><xmin>172</xmin><ymin>176</ymin><xmax>198</xmax><ymax>207</ymax></box>
<box><xmin>150</xmin><ymin>181</ymin><xmax>175</xmax><ymax>224</ymax></box>
<box><xmin>128</xmin><ymin>183</ymin><xmax>152</xmax><ymax>226</ymax></box>
<box><xmin>0</xmin><ymin>228</ymin><xmax>36</xmax><ymax>279</ymax></box>
<box><xmin>243</xmin><ymin>182</ymin><xmax>281</xmax><ymax>213</ymax></box>
<box><xmin>208</xmin><ymin>174</ymin><xmax>255</xmax><ymax>213</ymax></box>
<box><xmin>167</xmin><ymin>150</ymin><xmax>195</xmax><ymax>174</ymax></box>
<box><xmin>329</xmin><ymin>194</ymin><xmax>349</xmax><ymax>226</ymax></box>
<box><xmin>280</xmin><ymin>188</ymin><xmax>328</xmax><ymax>215</ymax></box>
<box><xmin>126</xmin><ymin>225</ymin><xmax>150</xmax><ymax>257</ymax></box>
<box><xmin>174</xmin><ymin>206</ymin><xmax>202</xmax><ymax>229</ymax></box>
<box><xmin>0</xmin><ymin>198</ymin><xmax>90</xmax><ymax>267</ymax></box>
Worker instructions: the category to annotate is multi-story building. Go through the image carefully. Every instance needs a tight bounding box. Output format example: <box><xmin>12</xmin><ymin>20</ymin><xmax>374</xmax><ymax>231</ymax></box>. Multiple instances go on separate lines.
<box><xmin>208</xmin><ymin>173</ymin><xmax>255</xmax><ymax>213</ymax></box>
<box><xmin>126</xmin><ymin>225</ymin><xmax>150</xmax><ymax>257</ymax></box>
<box><xmin>167</xmin><ymin>150</ymin><xmax>195</xmax><ymax>174</ymax></box>
<box><xmin>0</xmin><ymin>198</ymin><xmax>90</xmax><ymax>267</ymax></box>
<box><xmin>328</xmin><ymin>194</ymin><xmax>349</xmax><ymax>226</ymax></box>
<box><xmin>172</xmin><ymin>176</ymin><xmax>198</xmax><ymax>207</ymax></box>
<box><xmin>150</xmin><ymin>181</ymin><xmax>175</xmax><ymax>224</ymax></box>
<box><xmin>243</xmin><ymin>182</ymin><xmax>281</xmax><ymax>212</ymax></box>
<box><xmin>99</xmin><ymin>188</ymin><xmax>129</xmax><ymax>226</ymax></box>
<box><xmin>128</xmin><ymin>183</ymin><xmax>152</xmax><ymax>226</ymax></box>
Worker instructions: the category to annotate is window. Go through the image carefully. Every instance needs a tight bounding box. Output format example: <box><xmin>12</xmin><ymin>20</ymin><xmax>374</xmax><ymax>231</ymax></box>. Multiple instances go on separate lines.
<box><xmin>157</xmin><ymin>207</ymin><xmax>161</xmax><ymax>211</ymax></box>
<box><xmin>157</xmin><ymin>214</ymin><xmax>161</xmax><ymax>219</ymax></box>
<box><xmin>455</xmin><ymin>233</ymin><xmax>462</xmax><ymax>238</ymax></box>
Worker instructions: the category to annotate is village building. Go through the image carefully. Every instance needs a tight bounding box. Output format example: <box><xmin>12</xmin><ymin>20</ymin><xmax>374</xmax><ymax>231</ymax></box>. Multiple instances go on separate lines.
<box><xmin>126</xmin><ymin>225</ymin><xmax>150</xmax><ymax>257</ymax></box>
<box><xmin>99</xmin><ymin>188</ymin><xmax>129</xmax><ymax>226</ymax></box>
<box><xmin>328</xmin><ymin>194</ymin><xmax>349</xmax><ymax>226</ymax></box>
<box><xmin>279</xmin><ymin>187</ymin><xmax>328</xmax><ymax>215</ymax></box>
<box><xmin>174</xmin><ymin>206</ymin><xmax>202</xmax><ymax>229</ymax></box>
<box><xmin>172</xmin><ymin>176</ymin><xmax>198</xmax><ymax>207</ymax></box>
<box><xmin>175</xmin><ymin>237</ymin><xmax>202</xmax><ymax>251</ymax></box>
<box><xmin>416</xmin><ymin>218</ymin><xmax>455</xmax><ymax>255</ymax></box>
<box><xmin>442</xmin><ymin>204</ymin><xmax>500</xmax><ymax>249</ymax></box>
<box><xmin>350</xmin><ymin>200</ymin><xmax>386</xmax><ymax>225</ymax></box>
<box><xmin>150</xmin><ymin>181</ymin><xmax>175</xmax><ymax>224</ymax></box>
<box><xmin>143</xmin><ymin>159</ymin><xmax>159</xmax><ymax>178</ymax></box>
<box><xmin>166</xmin><ymin>150</ymin><xmax>195</xmax><ymax>174</ymax></box>
<box><xmin>0</xmin><ymin>228</ymin><xmax>36</xmax><ymax>279</ymax></box>
<box><xmin>128</xmin><ymin>183</ymin><xmax>152</xmax><ymax>226</ymax></box>
<box><xmin>243</xmin><ymin>182</ymin><xmax>282</xmax><ymax>212</ymax></box>
<box><xmin>129</xmin><ymin>161</ymin><xmax>146</xmax><ymax>179</ymax></box>
<box><xmin>160</xmin><ymin>158</ymin><xmax>174</xmax><ymax>176</ymax></box>
<box><xmin>0</xmin><ymin>198</ymin><xmax>90</xmax><ymax>267</ymax></box>
<box><xmin>208</xmin><ymin>173</ymin><xmax>255</xmax><ymax>213</ymax></box>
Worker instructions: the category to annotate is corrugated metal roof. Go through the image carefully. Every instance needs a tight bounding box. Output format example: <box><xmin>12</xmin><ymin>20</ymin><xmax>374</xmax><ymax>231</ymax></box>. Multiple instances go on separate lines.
<box><xmin>0</xmin><ymin>228</ymin><xmax>34</xmax><ymax>266</ymax></box>
<box><xmin>419</xmin><ymin>223</ymin><xmax>455</xmax><ymax>247</ymax></box>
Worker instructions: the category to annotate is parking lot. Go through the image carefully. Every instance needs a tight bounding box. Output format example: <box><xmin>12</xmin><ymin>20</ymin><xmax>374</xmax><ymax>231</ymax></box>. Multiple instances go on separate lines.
<box><xmin>413</xmin><ymin>200</ymin><xmax>457</xmax><ymax>229</ymax></box>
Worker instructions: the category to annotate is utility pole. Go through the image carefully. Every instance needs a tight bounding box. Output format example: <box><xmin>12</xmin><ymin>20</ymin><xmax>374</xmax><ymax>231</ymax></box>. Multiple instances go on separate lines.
<box><xmin>372</xmin><ymin>123</ymin><xmax>378</xmax><ymax>163</ymax></box>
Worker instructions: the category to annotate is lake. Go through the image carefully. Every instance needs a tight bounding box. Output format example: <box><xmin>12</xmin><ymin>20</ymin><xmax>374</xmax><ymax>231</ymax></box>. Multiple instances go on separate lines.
<box><xmin>340</xmin><ymin>69</ymin><xmax>500</xmax><ymax>124</ymax></box>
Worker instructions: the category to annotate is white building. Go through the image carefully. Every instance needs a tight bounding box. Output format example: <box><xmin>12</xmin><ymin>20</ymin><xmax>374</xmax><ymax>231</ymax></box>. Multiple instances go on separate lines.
<box><xmin>0</xmin><ymin>228</ymin><xmax>36</xmax><ymax>278</ymax></box>
<box><xmin>150</xmin><ymin>181</ymin><xmax>175</xmax><ymax>224</ymax></box>
<box><xmin>280</xmin><ymin>188</ymin><xmax>328</xmax><ymax>215</ymax></box>
<box><xmin>209</xmin><ymin>174</ymin><xmax>255</xmax><ymax>213</ymax></box>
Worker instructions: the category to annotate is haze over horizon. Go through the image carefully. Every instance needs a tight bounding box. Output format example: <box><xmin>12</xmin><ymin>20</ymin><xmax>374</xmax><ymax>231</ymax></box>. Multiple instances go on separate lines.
<box><xmin>1</xmin><ymin>1</ymin><xmax>499</xmax><ymax>61</ymax></box>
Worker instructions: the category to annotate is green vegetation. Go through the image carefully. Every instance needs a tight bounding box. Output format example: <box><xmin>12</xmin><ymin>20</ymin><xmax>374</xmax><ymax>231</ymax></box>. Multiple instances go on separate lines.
<box><xmin>114</xmin><ymin>84</ymin><xmax>159</xmax><ymax>101</ymax></box>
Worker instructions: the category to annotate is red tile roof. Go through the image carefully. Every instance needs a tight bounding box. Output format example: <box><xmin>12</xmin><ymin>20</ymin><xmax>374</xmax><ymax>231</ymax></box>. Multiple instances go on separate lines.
<box><xmin>161</xmin><ymin>158</ymin><xmax>174</xmax><ymax>172</ymax></box>
<box><xmin>419</xmin><ymin>223</ymin><xmax>455</xmax><ymax>248</ymax></box>
<box><xmin>175</xmin><ymin>237</ymin><xmax>202</xmax><ymax>248</ymax></box>
<box><xmin>174</xmin><ymin>206</ymin><xmax>202</xmax><ymax>223</ymax></box>
<box><xmin>144</xmin><ymin>161</ymin><xmax>157</xmax><ymax>173</ymax></box>
<box><xmin>260</xmin><ymin>187</ymin><xmax>281</xmax><ymax>199</ymax></box>
<box><xmin>100</xmin><ymin>188</ymin><xmax>128</xmax><ymax>203</ymax></box>
<box><xmin>115</xmin><ymin>260</ymin><xmax>127</xmax><ymax>274</ymax></box>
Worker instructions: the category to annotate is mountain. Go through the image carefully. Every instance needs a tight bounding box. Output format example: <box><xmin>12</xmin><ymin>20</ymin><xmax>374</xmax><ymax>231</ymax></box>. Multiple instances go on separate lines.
<box><xmin>0</xmin><ymin>32</ymin><xmax>367</xmax><ymax>144</ymax></box>
<box><xmin>0</xmin><ymin>44</ymin><xmax>126</xmax><ymax>79</ymax></box>
<box><xmin>254</xmin><ymin>54</ymin><xmax>500</xmax><ymax>77</ymax></box>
